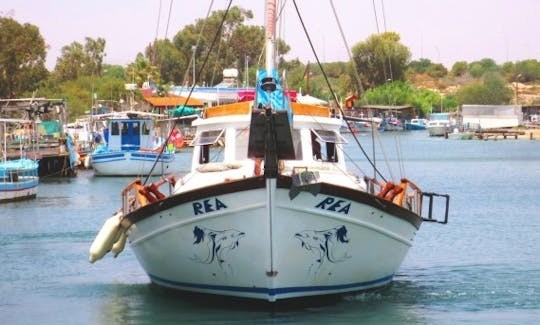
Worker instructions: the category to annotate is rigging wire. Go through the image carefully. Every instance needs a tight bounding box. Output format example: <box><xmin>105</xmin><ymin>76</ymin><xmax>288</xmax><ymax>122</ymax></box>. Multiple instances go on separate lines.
<box><xmin>328</xmin><ymin>0</ymin><xmax>365</xmax><ymax>97</ymax></box>
<box><xmin>330</xmin><ymin>0</ymin><xmax>379</xmax><ymax>179</ymax></box>
<box><xmin>380</xmin><ymin>0</ymin><xmax>393</xmax><ymax>81</ymax></box>
<box><xmin>291</xmin><ymin>0</ymin><xmax>387</xmax><ymax>182</ymax></box>
<box><xmin>381</xmin><ymin>0</ymin><xmax>387</xmax><ymax>32</ymax></box>
<box><xmin>164</xmin><ymin>0</ymin><xmax>174</xmax><ymax>39</ymax></box>
<box><xmin>182</xmin><ymin>0</ymin><xmax>215</xmax><ymax>86</ymax></box>
<box><xmin>371</xmin><ymin>0</ymin><xmax>380</xmax><ymax>34</ymax></box>
<box><xmin>155</xmin><ymin>0</ymin><xmax>162</xmax><ymax>44</ymax></box>
<box><xmin>143</xmin><ymin>0</ymin><xmax>234</xmax><ymax>185</ymax></box>
<box><xmin>152</xmin><ymin>0</ymin><xmax>163</xmax><ymax>65</ymax></box>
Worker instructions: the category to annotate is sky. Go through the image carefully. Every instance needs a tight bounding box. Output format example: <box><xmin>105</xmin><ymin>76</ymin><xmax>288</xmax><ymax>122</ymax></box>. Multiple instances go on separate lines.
<box><xmin>2</xmin><ymin>0</ymin><xmax>539</xmax><ymax>71</ymax></box>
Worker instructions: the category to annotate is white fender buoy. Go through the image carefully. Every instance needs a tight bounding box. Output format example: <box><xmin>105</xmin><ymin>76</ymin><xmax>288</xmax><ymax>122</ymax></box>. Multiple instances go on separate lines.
<box><xmin>89</xmin><ymin>211</ymin><xmax>123</xmax><ymax>263</ymax></box>
<box><xmin>111</xmin><ymin>231</ymin><xmax>127</xmax><ymax>258</ymax></box>
<box><xmin>84</xmin><ymin>155</ymin><xmax>91</xmax><ymax>169</ymax></box>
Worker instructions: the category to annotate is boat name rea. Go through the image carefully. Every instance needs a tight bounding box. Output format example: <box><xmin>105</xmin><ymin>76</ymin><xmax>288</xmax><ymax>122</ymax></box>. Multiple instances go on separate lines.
<box><xmin>193</xmin><ymin>198</ymin><xmax>228</xmax><ymax>215</ymax></box>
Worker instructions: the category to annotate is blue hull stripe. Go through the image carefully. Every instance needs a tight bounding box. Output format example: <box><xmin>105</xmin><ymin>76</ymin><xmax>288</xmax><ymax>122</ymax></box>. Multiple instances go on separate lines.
<box><xmin>148</xmin><ymin>273</ymin><xmax>394</xmax><ymax>296</ymax></box>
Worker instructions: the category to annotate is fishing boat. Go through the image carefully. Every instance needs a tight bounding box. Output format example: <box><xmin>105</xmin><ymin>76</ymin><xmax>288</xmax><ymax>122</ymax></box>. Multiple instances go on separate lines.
<box><xmin>0</xmin><ymin>98</ymin><xmax>78</xmax><ymax>177</ymax></box>
<box><xmin>1</xmin><ymin>118</ymin><xmax>39</xmax><ymax>203</ymax></box>
<box><xmin>89</xmin><ymin>0</ymin><xmax>449</xmax><ymax>302</ymax></box>
<box><xmin>427</xmin><ymin>112</ymin><xmax>451</xmax><ymax>136</ymax></box>
<box><xmin>90</xmin><ymin>112</ymin><xmax>176</xmax><ymax>176</ymax></box>
<box><xmin>405</xmin><ymin>118</ymin><xmax>427</xmax><ymax>130</ymax></box>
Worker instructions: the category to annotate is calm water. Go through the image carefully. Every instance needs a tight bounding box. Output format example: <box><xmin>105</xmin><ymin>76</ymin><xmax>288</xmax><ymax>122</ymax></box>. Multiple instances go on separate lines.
<box><xmin>1</xmin><ymin>131</ymin><xmax>539</xmax><ymax>324</ymax></box>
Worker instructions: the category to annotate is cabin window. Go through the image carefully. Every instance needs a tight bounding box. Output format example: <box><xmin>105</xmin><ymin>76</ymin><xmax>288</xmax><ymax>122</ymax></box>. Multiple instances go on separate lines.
<box><xmin>190</xmin><ymin>129</ymin><xmax>225</xmax><ymax>164</ymax></box>
<box><xmin>121</xmin><ymin>122</ymin><xmax>128</xmax><ymax>135</ymax></box>
<box><xmin>190</xmin><ymin>129</ymin><xmax>224</xmax><ymax>146</ymax></box>
<box><xmin>142</xmin><ymin>122</ymin><xmax>151</xmax><ymax>135</ymax></box>
<box><xmin>111</xmin><ymin>122</ymin><xmax>119</xmax><ymax>135</ymax></box>
<box><xmin>311</xmin><ymin>129</ymin><xmax>347</xmax><ymax>162</ymax></box>
<box><xmin>132</xmin><ymin>122</ymin><xmax>140</xmax><ymax>135</ymax></box>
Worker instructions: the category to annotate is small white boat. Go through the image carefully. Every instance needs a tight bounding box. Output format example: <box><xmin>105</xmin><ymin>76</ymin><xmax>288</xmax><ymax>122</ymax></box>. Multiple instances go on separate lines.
<box><xmin>90</xmin><ymin>0</ymin><xmax>450</xmax><ymax>302</ymax></box>
<box><xmin>90</xmin><ymin>113</ymin><xmax>176</xmax><ymax>176</ymax></box>
<box><xmin>1</xmin><ymin>118</ymin><xmax>39</xmax><ymax>203</ymax></box>
<box><xmin>427</xmin><ymin>113</ymin><xmax>451</xmax><ymax>136</ymax></box>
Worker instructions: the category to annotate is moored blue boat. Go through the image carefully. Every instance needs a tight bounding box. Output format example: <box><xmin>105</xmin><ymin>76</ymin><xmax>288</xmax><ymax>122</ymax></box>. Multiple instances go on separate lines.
<box><xmin>90</xmin><ymin>113</ymin><xmax>176</xmax><ymax>176</ymax></box>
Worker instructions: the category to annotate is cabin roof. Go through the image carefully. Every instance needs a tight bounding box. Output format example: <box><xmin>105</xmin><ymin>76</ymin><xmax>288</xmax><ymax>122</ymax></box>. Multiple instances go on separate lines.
<box><xmin>144</xmin><ymin>96</ymin><xmax>204</xmax><ymax>107</ymax></box>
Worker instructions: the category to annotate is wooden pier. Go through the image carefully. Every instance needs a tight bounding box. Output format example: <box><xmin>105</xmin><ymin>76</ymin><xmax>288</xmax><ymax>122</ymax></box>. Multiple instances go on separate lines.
<box><xmin>474</xmin><ymin>129</ymin><xmax>525</xmax><ymax>140</ymax></box>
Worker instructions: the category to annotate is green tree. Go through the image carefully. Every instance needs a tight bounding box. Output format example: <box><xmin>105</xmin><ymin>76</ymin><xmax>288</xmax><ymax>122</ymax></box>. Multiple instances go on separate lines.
<box><xmin>83</xmin><ymin>37</ymin><xmax>106</xmax><ymax>77</ymax></box>
<box><xmin>450</xmin><ymin>61</ymin><xmax>468</xmax><ymax>77</ymax></box>
<box><xmin>426</xmin><ymin>63</ymin><xmax>448</xmax><ymax>78</ymax></box>
<box><xmin>102</xmin><ymin>64</ymin><xmax>126</xmax><ymax>79</ymax></box>
<box><xmin>55</xmin><ymin>41</ymin><xmax>86</xmax><ymax>81</ymax></box>
<box><xmin>0</xmin><ymin>17</ymin><xmax>48</xmax><ymax>98</ymax></box>
<box><xmin>148</xmin><ymin>39</ymin><xmax>185</xmax><ymax>84</ymax></box>
<box><xmin>125</xmin><ymin>53</ymin><xmax>161</xmax><ymax>87</ymax></box>
<box><xmin>363</xmin><ymin>81</ymin><xmax>450</xmax><ymax>116</ymax></box>
<box><xmin>514</xmin><ymin>59</ymin><xmax>540</xmax><ymax>82</ymax></box>
<box><xmin>54</xmin><ymin>37</ymin><xmax>107</xmax><ymax>81</ymax></box>
<box><xmin>173</xmin><ymin>6</ymin><xmax>255</xmax><ymax>86</ymax></box>
<box><xmin>170</xmin><ymin>6</ymin><xmax>289</xmax><ymax>87</ymax></box>
<box><xmin>455</xmin><ymin>73</ymin><xmax>513</xmax><ymax>105</ymax></box>
<box><xmin>408</xmin><ymin>58</ymin><xmax>433</xmax><ymax>74</ymax></box>
<box><xmin>468</xmin><ymin>58</ymin><xmax>499</xmax><ymax>78</ymax></box>
<box><xmin>351</xmin><ymin>32</ymin><xmax>411</xmax><ymax>89</ymax></box>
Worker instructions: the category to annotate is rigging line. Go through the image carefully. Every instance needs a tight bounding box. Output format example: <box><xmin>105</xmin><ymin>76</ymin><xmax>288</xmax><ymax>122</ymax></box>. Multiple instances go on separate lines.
<box><xmin>210</xmin><ymin>33</ymin><xmax>223</xmax><ymax>87</ymax></box>
<box><xmin>328</xmin><ymin>0</ymin><xmax>365</xmax><ymax>97</ymax></box>
<box><xmin>143</xmin><ymin>0</ymin><xmax>234</xmax><ymax>185</ymax></box>
<box><xmin>291</xmin><ymin>0</ymin><xmax>387</xmax><ymax>182</ymax></box>
<box><xmin>371</xmin><ymin>0</ymin><xmax>380</xmax><ymax>34</ymax></box>
<box><xmin>155</xmin><ymin>0</ymin><xmax>162</xmax><ymax>43</ymax></box>
<box><xmin>182</xmin><ymin>0</ymin><xmax>215</xmax><ymax>86</ymax></box>
<box><xmin>381</xmin><ymin>0</ymin><xmax>387</xmax><ymax>32</ymax></box>
<box><xmin>379</xmin><ymin>0</ymin><xmax>393</xmax><ymax>80</ymax></box>
<box><xmin>375</xmin><ymin>129</ymin><xmax>395</xmax><ymax>181</ymax></box>
<box><xmin>395</xmin><ymin>133</ymin><xmax>405</xmax><ymax>178</ymax></box>
<box><xmin>164</xmin><ymin>0</ymin><xmax>174</xmax><ymax>39</ymax></box>
<box><xmin>153</xmin><ymin>0</ymin><xmax>162</xmax><ymax>65</ymax></box>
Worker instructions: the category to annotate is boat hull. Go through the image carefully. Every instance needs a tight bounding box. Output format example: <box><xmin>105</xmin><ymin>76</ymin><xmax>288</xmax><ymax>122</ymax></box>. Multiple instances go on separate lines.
<box><xmin>91</xmin><ymin>151</ymin><xmax>176</xmax><ymax>176</ymax></box>
<box><xmin>405</xmin><ymin>124</ymin><xmax>426</xmax><ymax>131</ymax></box>
<box><xmin>427</xmin><ymin>125</ymin><xmax>448</xmax><ymax>136</ymax></box>
<box><xmin>0</xmin><ymin>159</ymin><xmax>39</xmax><ymax>203</ymax></box>
<box><xmin>0</xmin><ymin>177</ymin><xmax>38</xmax><ymax>202</ymax></box>
<box><xmin>124</xmin><ymin>176</ymin><xmax>421</xmax><ymax>301</ymax></box>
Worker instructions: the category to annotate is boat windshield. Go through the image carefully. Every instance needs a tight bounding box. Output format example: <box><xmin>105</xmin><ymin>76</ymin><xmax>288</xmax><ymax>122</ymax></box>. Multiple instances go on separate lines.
<box><xmin>312</xmin><ymin>129</ymin><xmax>347</xmax><ymax>144</ymax></box>
<box><xmin>190</xmin><ymin>129</ymin><xmax>224</xmax><ymax>146</ymax></box>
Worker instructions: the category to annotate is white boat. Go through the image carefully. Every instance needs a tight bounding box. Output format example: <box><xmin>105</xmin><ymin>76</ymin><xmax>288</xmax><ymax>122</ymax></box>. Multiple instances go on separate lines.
<box><xmin>1</xmin><ymin>118</ymin><xmax>39</xmax><ymax>203</ymax></box>
<box><xmin>89</xmin><ymin>0</ymin><xmax>449</xmax><ymax>302</ymax></box>
<box><xmin>427</xmin><ymin>113</ymin><xmax>450</xmax><ymax>136</ymax></box>
<box><xmin>90</xmin><ymin>113</ymin><xmax>176</xmax><ymax>176</ymax></box>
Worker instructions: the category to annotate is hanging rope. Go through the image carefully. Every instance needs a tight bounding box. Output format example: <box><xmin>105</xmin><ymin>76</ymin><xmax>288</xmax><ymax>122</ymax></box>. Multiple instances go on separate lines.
<box><xmin>164</xmin><ymin>0</ymin><xmax>174</xmax><ymax>39</ymax></box>
<box><xmin>143</xmin><ymin>0</ymin><xmax>234</xmax><ymax>185</ymax></box>
<box><xmin>291</xmin><ymin>0</ymin><xmax>387</xmax><ymax>182</ymax></box>
<box><xmin>182</xmin><ymin>0</ymin><xmax>216</xmax><ymax>86</ymax></box>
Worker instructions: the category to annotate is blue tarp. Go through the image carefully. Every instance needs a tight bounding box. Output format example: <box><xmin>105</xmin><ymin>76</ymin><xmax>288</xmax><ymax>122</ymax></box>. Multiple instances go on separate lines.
<box><xmin>256</xmin><ymin>70</ymin><xmax>291</xmax><ymax>111</ymax></box>
<box><xmin>168</xmin><ymin>106</ymin><xmax>200</xmax><ymax>117</ymax></box>
<box><xmin>256</xmin><ymin>69</ymin><xmax>292</xmax><ymax>121</ymax></box>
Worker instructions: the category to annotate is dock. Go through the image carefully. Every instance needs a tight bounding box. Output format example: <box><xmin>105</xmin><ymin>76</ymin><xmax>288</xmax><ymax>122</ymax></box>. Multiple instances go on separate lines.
<box><xmin>474</xmin><ymin>129</ymin><xmax>525</xmax><ymax>140</ymax></box>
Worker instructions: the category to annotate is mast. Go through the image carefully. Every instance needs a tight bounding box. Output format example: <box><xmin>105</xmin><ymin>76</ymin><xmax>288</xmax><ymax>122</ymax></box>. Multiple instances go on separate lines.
<box><xmin>264</xmin><ymin>0</ymin><xmax>277</xmax><ymax>74</ymax></box>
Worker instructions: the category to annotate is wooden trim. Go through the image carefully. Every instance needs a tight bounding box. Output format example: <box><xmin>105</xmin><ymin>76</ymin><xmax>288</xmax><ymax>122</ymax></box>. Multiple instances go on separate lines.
<box><xmin>205</xmin><ymin>102</ymin><xmax>252</xmax><ymax>117</ymax></box>
<box><xmin>291</xmin><ymin>102</ymin><xmax>330</xmax><ymax>117</ymax></box>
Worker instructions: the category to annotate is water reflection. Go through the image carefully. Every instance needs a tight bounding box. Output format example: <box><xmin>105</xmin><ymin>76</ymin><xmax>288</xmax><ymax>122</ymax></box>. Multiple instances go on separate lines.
<box><xmin>98</xmin><ymin>281</ymin><xmax>427</xmax><ymax>324</ymax></box>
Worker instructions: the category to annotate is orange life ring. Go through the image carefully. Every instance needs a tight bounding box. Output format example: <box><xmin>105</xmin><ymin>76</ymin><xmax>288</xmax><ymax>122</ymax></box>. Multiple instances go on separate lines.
<box><xmin>377</xmin><ymin>181</ymin><xmax>395</xmax><ymax>199</ymax></box>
